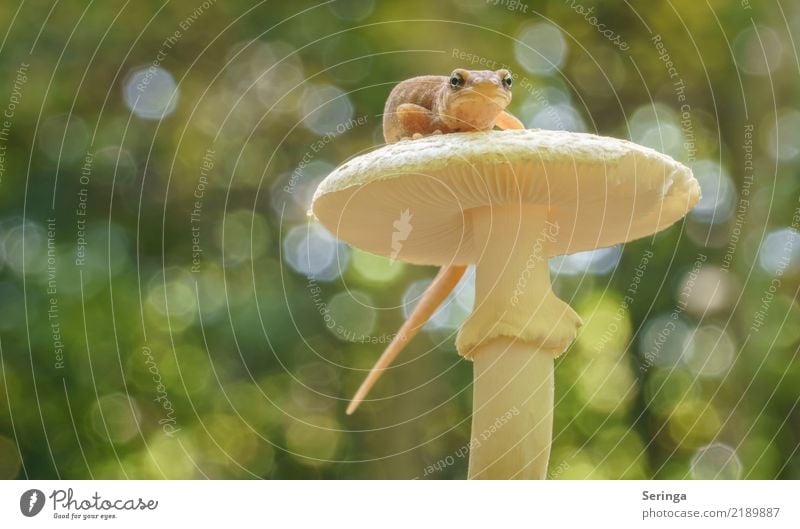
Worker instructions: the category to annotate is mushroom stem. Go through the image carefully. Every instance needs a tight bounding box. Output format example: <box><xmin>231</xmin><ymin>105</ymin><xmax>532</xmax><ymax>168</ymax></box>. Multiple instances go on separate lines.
<box><xmin>468</xmin><ymin>337</ymin><xmax>553</xmax><ymax>479</ymax></box>
<box><xmin>456</xmin><ymin>203</ymin><xmax>581</xmax><ymax>480</ymax></box>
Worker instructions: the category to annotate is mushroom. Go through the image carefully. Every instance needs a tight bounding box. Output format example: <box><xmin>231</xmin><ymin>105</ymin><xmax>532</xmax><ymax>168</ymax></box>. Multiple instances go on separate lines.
<box><xmin>311</xmin><ymin>129</ymin><xmax>700</xmax><ymax>479</ymax></box>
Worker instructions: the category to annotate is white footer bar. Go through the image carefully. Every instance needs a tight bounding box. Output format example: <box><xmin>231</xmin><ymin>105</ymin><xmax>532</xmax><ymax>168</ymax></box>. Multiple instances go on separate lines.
<box><xmin>1</xmin><ymin>480</ymin><xmax>796</xmax><ymax>528</ymax></box>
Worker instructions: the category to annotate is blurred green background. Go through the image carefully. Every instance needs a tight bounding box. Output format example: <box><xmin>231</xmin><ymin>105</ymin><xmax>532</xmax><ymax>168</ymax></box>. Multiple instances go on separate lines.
<box><xmin>0</xmin><ymin>0</ymin><xmax>798</xmax><ymax>479</ymax></box>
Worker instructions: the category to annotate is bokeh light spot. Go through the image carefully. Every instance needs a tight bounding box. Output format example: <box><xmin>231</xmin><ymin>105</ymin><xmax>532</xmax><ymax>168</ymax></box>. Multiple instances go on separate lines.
<box><xmin>575</xmin><ymin>291</ymin><xmax>632</xmax><ymax>355</ymax></box>
<box><xmin>690</xmin><ymin>160</ymin><xmax>737</xmax><ymax>225</ymax></box>
<box><xmin>283</xmin><ymin>222</ymin><xmax>349</xmax><ymax>281</ymax></box>
<box><xmin>514</xmin><ymin>22</ymin><xmax>567</xmax><ymax>75</ymax></box>
<box><xmin>1</xmin><ymin>219</ymin><xmax>48</xmax><ymax>277</ymax></box>
<box><xmin>638</xmin><ymin>314</ymin><xmax>693</xmax><ymax>368</ymax></box>
<box><xmin>758</xmin><ymin>228</ymin><xmax>799</xmax><ymax>275</ymax></box>
<box><xmin>90</xmin><ymin>393</ymin><xmax>141</xmax><ymax>444</ymax></box>
<box><xmin>146</xmin><ymin>268</ymin><xmax>198</xmax><ymax>331</ymax></box>
<box><xmin>684</xmin><ymin>325</ymin><xmax>736</xmax><ymax>377</ymax></box>
<box><xmin>218</xmin><ymin>209</ymin><xmax>271</xmax><ymax>266</ymax></box>
<box><xmin>733</xmin><ymin>25</ymin><xmax>784</xmax><ymax>76</ymax></box>
<box><xmin>123</xmin><ymin>66</ymin><xmax>179</xmax><ymax>120</ymax></box>
<box><xmin>575</xmin><ymin>357</ymin><xmax>635</xmax><ymax>414</ymax></box>
<box><xmin>550</xmin><ymin>245</ymin><xmax>622</xmax><ymax>276</ymax></box>
<box><xmin>37</xmin><ymin>114</ymin><xmax>90</xmax><ymax>163</ymax></box>
<box><xmin>644</xmin><ymin>369</ymin><xmax>699</xmax><ymax>416</ymax></box>
<box><xmin>350</xmin><ymin>249</ymin><xmax>405</xmax><ymax>284</ymax></box>
<box><xmin>326</xmin><ymin>290</ymin><xmax>377</xmax><ymax>341</ymax></box>
<box><xmin>763</xmin><ymin>109</ymin><xmax>800</xmax><ymax>161</ymax></box>
<box><xmin>691</xmin><ymin>443</ymin><xmax>742</xmax><ymax>479</ymax></box>
<box><xmin>668</xmin><ymin>400</ymin><xmax>721</xmax><ymax>449</ymax></box>
<box><xmin>301</xmin><ymin>84</ymin><xmax>354</xmax><ymax>136</ymax></box>
<box><xmin>329</xmin><ymin>0</ymin><xmax>374</xmax><ymax>21</ymax></box>
<box><xmin>628</xmin><ymin>104</ymin><xmax>685</xmax><ymax>160</ymax></box>
<box><xmin>528</xmin><ymin>102</ymin><xmax>586</xmax><ymax>132</ymax></box>
<box><xmin>285</xmin><ymin>414</ymin><xmax>341</xmax><ymax>464</ymax></box>
<box><xmin>679</xmin><ymin>266</ymin><xmax>736</xmax><ymax>316</ymax></box>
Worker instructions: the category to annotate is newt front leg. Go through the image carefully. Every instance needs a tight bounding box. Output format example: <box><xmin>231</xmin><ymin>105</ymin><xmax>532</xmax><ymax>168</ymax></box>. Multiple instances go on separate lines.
<box><xmin>396</xmin><ymin>103</ymin><xmax>445</xmax><ymax>140</ymax></box>
<box><xmin>496</xmin><ymin>111</ymin><xmax>525</xmax><ymax>130</ymax></box>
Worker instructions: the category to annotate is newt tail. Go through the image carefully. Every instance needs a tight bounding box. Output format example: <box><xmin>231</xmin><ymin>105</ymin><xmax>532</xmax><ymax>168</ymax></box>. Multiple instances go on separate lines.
<box><xmin>346</xmin><ymin>265</ymin><xmax>467</xmax><ymax>415</ymax></box>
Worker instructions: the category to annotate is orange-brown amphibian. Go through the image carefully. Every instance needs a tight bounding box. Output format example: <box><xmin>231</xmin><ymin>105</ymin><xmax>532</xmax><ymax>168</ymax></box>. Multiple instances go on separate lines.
<box><xmin>347</xmin><ymin>69</ymin><xmax>525</xmax><ymax>415</ymax></box>
<box><xmin>382</xmin><ymin>68</ymin><xmax>524</xmax><ymax>142</ymax></box>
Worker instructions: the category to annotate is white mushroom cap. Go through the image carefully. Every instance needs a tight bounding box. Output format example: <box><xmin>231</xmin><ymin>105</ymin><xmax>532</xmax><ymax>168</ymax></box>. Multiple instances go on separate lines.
<box><xmin>311</xmin><ymin>129</ymin><xmax>700</xmax><ymax>265</ymax></box>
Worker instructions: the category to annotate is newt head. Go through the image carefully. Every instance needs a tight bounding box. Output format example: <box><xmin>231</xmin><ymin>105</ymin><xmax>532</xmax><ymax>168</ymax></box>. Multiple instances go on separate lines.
<box><xmin>438</xmin><ymin>69</ymin><xmax>514</xmax><ymax>131</ymax></box>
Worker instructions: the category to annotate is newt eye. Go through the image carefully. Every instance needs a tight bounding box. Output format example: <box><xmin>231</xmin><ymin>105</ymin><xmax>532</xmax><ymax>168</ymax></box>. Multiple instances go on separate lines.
<box><xmin>502</xmin><ymin>74</ymin><xmax>513</xmax><ymax>88</ymax></box>
<box><xmin>449</xmin><ymin>72</ymin><xmax>465</xmax><ymax>88</ymax></box>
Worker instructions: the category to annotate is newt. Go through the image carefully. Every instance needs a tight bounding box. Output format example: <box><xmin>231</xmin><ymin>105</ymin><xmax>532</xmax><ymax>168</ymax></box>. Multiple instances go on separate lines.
<box><xmin>347</xmin><ymin>69</ymin><xmax>525</xmax><ymax>415</ymax></box>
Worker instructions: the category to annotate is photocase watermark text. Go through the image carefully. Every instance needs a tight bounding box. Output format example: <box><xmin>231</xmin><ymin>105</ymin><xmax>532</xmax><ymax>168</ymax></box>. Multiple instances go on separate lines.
<box><xmin>564</xmin><ymin>0</ymin><xmax>629</xmax><ymax>51</ymax></box>
<box><xmin>141</xmin><ymin>346</ymin><xmax>180</xmax><ymax>436</ymax></box>
<box><xmin>190</xmin><ymin>148</ymin><xmax>215</xmax><ymax>273</ymax></box>
<box><xmin>651</xmin><ymin>34</ymin><xmax>696</xmax><ymax>162</ymax></box>
<box><xmin>511</xmin><ymin>221</ymin><xmax>559</xmax><ymax>307</ymax></box>
<box><xmin>0</xmin><ymin>62</ymin><xmax>29</xmax><ymax>183</ymax></box>
<box><xmin>74</xmin><ymin>152</ymin><xmax>93</xmax><ymax>267</ymax></box>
